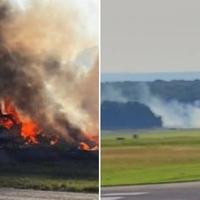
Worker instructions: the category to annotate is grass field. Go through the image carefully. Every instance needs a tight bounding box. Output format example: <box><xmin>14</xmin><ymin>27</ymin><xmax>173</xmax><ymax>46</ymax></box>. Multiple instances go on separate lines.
<box><xmin>102</xmin><ymin>129</ymin><xmax>200</xmax><ymax>186</ymax></box>
<box><xmin>0</xmin><ymin>158</ymin><xmax>98</xmax><ymax>193</ymax></box>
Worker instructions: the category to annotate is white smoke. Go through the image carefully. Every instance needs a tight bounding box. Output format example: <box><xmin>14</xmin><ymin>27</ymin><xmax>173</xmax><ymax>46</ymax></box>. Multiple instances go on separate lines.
<box><xmin>101</xmin><ymin>85</ymin><xmax>127</xmax><ymax>103</ymax></box>
<box><xmin>102</xmin><ymin>83</ymin><xmax>200</xmax><ymax>129</ymax></box>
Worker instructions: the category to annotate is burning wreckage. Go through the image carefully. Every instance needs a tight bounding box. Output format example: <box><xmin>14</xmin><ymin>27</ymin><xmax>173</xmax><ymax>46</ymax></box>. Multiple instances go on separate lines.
<box><xmin>0</xmin><ymin>99</ymin><xmax>98</xmax><ymax>149</ymax></box>
<box><xmin>0</xmin><ymin>0</ymin><xmax>99</xmax><ymax>163</ymax></box>
<box><xmin>0</xmin><ymin>99</ymin><xmax>98</xmax><ymax>162</ymax></box>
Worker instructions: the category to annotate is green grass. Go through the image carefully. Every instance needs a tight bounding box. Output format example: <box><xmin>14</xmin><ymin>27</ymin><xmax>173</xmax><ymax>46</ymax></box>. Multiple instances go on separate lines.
<box><xmin>102</xmin><ymin>129</ymin><xmax>200</xmax><ymax>186</ymax></box>
<box><xmin>0</xmin><ymin>159</ymin><xmax>98</xmax><ymax>193</ymax></box>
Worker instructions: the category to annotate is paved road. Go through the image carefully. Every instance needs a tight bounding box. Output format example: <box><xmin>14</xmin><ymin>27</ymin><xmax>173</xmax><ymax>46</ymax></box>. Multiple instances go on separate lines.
<box><xmin>101</xmin><ymin>182</ymin><xmax>200</xmax><ymax>200</ymax></box>
<box><xmin>0</xmin><ymin>188</ymin><xmax>98</xmax><ymax>200</ymax></box>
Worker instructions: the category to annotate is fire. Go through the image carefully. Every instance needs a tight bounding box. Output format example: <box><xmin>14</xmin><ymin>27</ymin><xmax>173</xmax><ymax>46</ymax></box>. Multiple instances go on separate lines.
<box><xmin>0</xmin><ymin>98</ymin><xmax>98</xmax><ymax>150</ymax></box>
<box><xmin>79</xmin><ymin>133</ymin><xmax>98</xmax><ymax>151</ymax></box>
<box><xmin>79</xmin><ymin>141</ymin><xmax>98</xmax><ymax>151</ymax></box>
<box><xmin>79</xmin><ymin>142</ymin><xmax>91</xmax><ymax>151</ymax></box>
<box><xmin>0</xmin><ymin>98</ymin><xmax>39</xmax><ymax>143</ymax></box>
<box><xmin>20</xmin><ymin>118</ymin><xmax>39</xmax><ymax>144</ymax></box>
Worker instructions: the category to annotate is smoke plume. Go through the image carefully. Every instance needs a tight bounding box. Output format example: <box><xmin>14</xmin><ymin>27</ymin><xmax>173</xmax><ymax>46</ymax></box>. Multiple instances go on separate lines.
<box><xmin>102</xmin><ymin>83</ymin><xmax>200</xmax><ymax>129</ymax></box>
<box><xmin>0</xmin><ymin>0</ymin><xmax>99</xmax><ymax>146</ymax></box>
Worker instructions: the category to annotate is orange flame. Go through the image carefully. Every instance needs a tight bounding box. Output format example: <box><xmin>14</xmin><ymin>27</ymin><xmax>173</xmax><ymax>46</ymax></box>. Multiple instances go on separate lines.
<box><xmin>21</xmin><ymin>118</ymin><xmax>39</xmax><ymax>143</ymax></box>
<box><xmin>0</xmin><ymin>98</ymin><xmax>39</xmax><ymax>143</ymax></box>
<box><xmin>79</xmin><ymin>142</ymin><xmax>91</xmax><ymax>151</ymax></box>
<box><xmin>0</xmin><ymin>98</ymin><xmax>98</xmax><ymax>149</ymax></box>
<box><xmin>79</xmin><ymin>133</ymin><xmax>98</xmax><ymax>151</ymax></box>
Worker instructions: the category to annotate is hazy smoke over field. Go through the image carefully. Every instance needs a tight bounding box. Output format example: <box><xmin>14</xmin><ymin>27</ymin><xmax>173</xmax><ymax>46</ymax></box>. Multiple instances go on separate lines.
<box><xmin>102</xmin><ymin>83</ymin><xmax>200</xmax><ymax>129</ymax></box>
<box><xmin>0</xmin><ymin>0</ymin><xmax>98</xmax><ymax>146</ymax></box>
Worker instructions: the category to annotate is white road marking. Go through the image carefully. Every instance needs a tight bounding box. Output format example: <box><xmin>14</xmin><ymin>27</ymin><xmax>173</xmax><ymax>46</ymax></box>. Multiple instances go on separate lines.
<box><xmin>101</xmin><ymin>192</ymin><xmax>149</xmax><ymax>200</ymax></box>
<box><xmin>103</xmin><ymin>192</ymin><xmax>148</xmax><ymax>196</ymax></box>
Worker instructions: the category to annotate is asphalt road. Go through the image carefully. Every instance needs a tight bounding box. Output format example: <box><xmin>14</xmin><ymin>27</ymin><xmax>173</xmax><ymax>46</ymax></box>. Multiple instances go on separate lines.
<box><xmin>0</xmin><ymin>188</ymin><xmax>98</xmax><ymax>200</ymax></box>
<box><xmin>101</xmin><ymin>182</ymin><xmax>200</xmax><ymax>200</ymax></box>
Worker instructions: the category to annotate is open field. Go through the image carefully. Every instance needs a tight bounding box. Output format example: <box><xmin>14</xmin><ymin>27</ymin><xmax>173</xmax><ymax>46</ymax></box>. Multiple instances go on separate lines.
<box><xmin>102</xmin><ymin>129</ymin><xmax>200</xmax><ymax>186</ymax></box>
<box><xmin>0</xmin><ymin>158</ymin><xmax>98</xmax><ymax>193</ymax></box>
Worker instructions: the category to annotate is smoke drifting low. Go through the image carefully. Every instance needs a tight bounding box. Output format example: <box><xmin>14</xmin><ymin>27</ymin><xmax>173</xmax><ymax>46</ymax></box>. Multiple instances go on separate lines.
<box><xmin>102</xmin><ymin>83</ymin><xmax>200</xmax><ymax>129</ymax></box>
<box><xmin>0</xmin><ymin>0</ymin><xmax>98</xmax><ymax>146</ymax></box>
